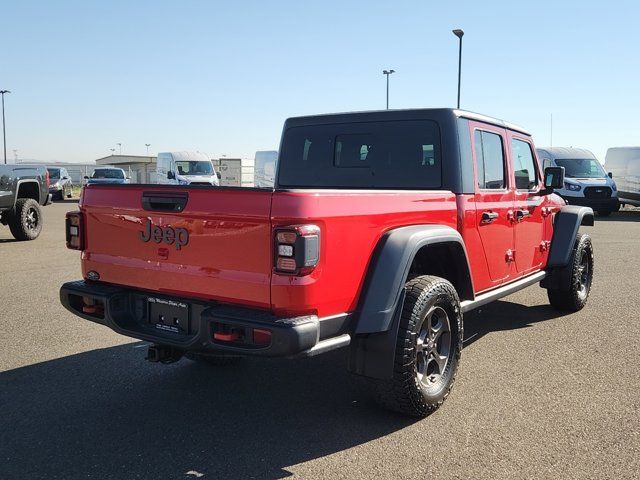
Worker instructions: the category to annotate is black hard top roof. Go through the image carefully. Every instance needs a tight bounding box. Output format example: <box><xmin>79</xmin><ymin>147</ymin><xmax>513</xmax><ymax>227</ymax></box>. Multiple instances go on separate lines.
<box><xmin>284</xmin><ymin>108</ymin><xmax>531</xmax><ymax>136</ymax></box>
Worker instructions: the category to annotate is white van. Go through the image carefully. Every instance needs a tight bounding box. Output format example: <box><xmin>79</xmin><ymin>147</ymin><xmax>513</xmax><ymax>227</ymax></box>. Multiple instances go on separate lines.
<box><xmin>605</xmin><ymin>147</ymin><xmax>640</xmax><ymax>207</ymax></box>
<box><xmin>156</xmin><ymin>151</ymin><xmax>220</xmax><ymax>186</ymax></box>
<box><xmin>536</xmin><ymin>147</ymin><xmax>619</xmax><ymax>215</ymax></box>
<box><xmin>253</xmin><ymin>150</ymin><xmax>278</xmax><ymax>188</ymax></box>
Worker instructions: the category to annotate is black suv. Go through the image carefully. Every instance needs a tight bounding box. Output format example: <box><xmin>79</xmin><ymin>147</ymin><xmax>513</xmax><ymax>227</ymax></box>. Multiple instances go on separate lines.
<box><xmin>47</xmin><ymin>167</ymin><xmax>74</xmax><ymax>200</ymax></box>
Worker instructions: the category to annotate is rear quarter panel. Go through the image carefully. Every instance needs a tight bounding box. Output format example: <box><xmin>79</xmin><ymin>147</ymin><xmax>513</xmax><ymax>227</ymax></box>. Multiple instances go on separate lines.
<box><xmin>270</xmin><ymin>190</ymin><xmax>458</xmax><ymax>317</ymax></box>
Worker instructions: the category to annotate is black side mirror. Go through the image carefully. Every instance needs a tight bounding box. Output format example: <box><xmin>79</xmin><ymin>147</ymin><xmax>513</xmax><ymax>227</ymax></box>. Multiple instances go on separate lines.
<box><xmin>83</xmin><ymin>175</ymin><xmax>89</xmax><ymax>180</ymax></box>
<box><xmin>167</xmin><ymin>171</ymin><xmax>175</xmax><ymax>180</ymax></box>
<box><xmin>216</xmin><ymin>171</ymin><xmax>221</xmax><ymax>180</ymax></box>
<box><xmin>542</xmin><ymin>166</ymin><xmax>564</xmax><ymax>194</ymax></box>
<box><xmin>608</xmin><ymin>171</ymin><xmax>613</xmax><ymax>179</ymax></box>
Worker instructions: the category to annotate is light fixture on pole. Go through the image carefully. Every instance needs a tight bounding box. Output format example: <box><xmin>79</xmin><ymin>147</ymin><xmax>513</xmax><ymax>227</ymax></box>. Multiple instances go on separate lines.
<box><xmin>110</xmin><ymin>148</ymin><xmax>115</xmax><ymax>155</ymax></box>
<box><xmin>452</xmin><ymin>29</ymin><xmax>464</xmax><ymax>109</ymax></box>
<box><xmin>116</xmin><ymin>143</ymin><xmax>122</xmax><ymax>155</ymax></box>
<box><xmin>382</xmin><ymin>69</ymin><xmax>395</xmax><ymax>109</ymax></box>
<box><xmin>145</xmin><ymin>143</ymin><xmax>151</xmax><ymax>155</ymax></box>
<box><xmin>0</xmin><ymin>90</ymin><xmax>10</xmax><ymax>165</ymax></box>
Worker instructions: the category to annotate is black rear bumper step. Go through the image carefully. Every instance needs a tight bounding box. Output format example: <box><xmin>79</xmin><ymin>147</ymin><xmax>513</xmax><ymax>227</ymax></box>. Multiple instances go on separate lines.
<box><xmin>60</xmin><ymin>280</ymin><xmax>350</xmax><ymax>358</ymax></box>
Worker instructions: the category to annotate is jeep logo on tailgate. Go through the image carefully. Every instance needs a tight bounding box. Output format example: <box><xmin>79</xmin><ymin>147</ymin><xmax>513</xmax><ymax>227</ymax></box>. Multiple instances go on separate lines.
<box><xmin>139</xmin><ymin>219</ymin><xmax>189</xmax><ymax>250</ymax></box>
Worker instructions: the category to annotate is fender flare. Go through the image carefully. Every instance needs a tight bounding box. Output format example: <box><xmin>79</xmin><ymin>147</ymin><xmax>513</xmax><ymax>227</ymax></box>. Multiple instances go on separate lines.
<box><xmin>547</xmin><ymin>205</ymin><xmax>594</xmax><ymax>268</ymax></box>
<box><xmin>354</xmin><ymin>224</ymin><xmax>473</xmax><ymax>335</ymax></box>
<box><xmin>348</xmin><ymin>225</ymin><xmax>473</xmax><ymax>379</ymax></box>
<box><xmin>13</xmin><ymin>179</ymin><xmax>41</xmax><ymax>207</ymax></box>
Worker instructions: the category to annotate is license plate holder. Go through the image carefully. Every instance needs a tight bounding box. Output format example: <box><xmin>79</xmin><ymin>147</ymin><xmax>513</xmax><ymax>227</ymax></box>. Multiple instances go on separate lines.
<box><xmin>147</xmin><ymin>297</ymin><xmax>190</xmax><ymax>334</ymax></box>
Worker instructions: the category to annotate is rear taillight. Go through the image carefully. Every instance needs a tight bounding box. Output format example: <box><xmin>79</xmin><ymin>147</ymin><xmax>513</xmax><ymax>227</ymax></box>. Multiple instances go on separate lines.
<box><xmin>274</xmin><ymin>224</ymin><xmax>320</xmax><ymax>275</ymax></box>
<box><xmin>66</xmin><ymin>211</ymin><xmax>84</xmax><ymax>250</ymax></box>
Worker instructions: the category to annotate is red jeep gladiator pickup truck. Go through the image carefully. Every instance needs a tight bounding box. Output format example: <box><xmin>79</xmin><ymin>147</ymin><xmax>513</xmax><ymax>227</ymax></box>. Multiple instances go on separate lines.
<box><xmin>61</xmin><ymin>109</ymin><xmax>594</xmax><ymax>417</ymax></box>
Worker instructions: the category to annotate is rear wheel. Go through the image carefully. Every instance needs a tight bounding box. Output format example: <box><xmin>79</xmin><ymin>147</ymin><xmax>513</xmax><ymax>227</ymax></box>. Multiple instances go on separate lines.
<box><xmin>8</xmin><ymin>198</ymin><xmax>43</xmax><ymax>241</ymax></box>
<box><xmin>547</xmin><ymin>233</ymin><xmax>593</xmax><ymax>312</ymax></box>
<box><xmin>373</xmin><ymin>275</ymin><xmax>463</xmax><ymax>417</ymax></box>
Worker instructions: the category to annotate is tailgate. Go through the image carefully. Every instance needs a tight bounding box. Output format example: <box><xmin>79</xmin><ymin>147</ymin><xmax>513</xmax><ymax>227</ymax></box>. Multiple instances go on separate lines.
<box><xmin>80</xmin><ymin>186</ymin><xmax>273</xmax><ymax>308</ymax></box>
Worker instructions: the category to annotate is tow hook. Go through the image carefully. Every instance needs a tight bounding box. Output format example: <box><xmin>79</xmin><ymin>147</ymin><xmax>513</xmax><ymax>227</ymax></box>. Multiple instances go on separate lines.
<box><xmin>146</xmin><ymin>344</ymin><xmax>184</xmax><ymax>364</ymax></box>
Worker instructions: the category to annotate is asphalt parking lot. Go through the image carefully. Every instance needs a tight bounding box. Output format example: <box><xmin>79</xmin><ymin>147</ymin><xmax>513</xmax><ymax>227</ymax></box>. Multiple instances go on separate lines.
<box><xmin>1</xmin><ymin>201</ymin><xmax>639</xmax><ymax>480</ymax></box>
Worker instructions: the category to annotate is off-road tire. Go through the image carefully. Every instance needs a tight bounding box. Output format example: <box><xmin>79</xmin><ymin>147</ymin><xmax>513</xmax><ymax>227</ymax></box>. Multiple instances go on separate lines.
<box><xmin>373</xmin><ymin>275</ymin><xmax>463</xmax><ymax>417</ymax></box>
<box><xmin>547</xmin><ymin>233</ymin><xmax>593</xmax><ymax>312</ymax></box>
<box><xmin>185</xmin><ymin>352</ymin><xmax>243</xmax><ymax>366</ymax></box>
<box><xmin>8</xmin><ymin>198</ymin><xmax>42</xmax><ymax>241</ymax></box>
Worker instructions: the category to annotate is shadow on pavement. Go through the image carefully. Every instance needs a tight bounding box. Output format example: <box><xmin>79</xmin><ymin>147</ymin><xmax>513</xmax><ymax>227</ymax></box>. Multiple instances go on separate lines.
<box><xmin>0</xmin><ymin>346</ymin><xmax>413</xmax><ymax>480</ymax></box>
<box><xmin>464</xmin><ymin>299</ymin><xmax>570</xmax><ymax>347</ymax></box>
<box><xmin>595</xmin><ymin>208</ymin><xmax>640</xmax><ymax>222</ymax></box>
<box><xmin>1</xmin><ymin>299</ymin><xmax>570</xmax><ymax>480</ymax></box>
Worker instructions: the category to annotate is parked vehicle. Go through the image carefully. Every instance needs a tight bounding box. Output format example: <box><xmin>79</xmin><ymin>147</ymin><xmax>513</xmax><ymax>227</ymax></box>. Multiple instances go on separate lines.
<box><xmin>61</xmin><ymin>108</ymin><xmax>594</xmax><ymax>417</ymax></box>
<box><xmin>156</xmin><ymin>151</ymin><xmax>220</xmax><ymax>186</ymax></box>
<box><xmin>536</xmin><ymin>147</ymin><xmax>619</xmax><ymax>216</ymax></box>
<box><xmin>84</xmin><ymin>167</ymin><xmax>129</xmax><ymax>185</ymax></box>
<box><xmin>605</xmin><ymin>147</ymin><xmax>640</xmax><ymax>207</ymax></box>
<box><xmin>47</xmin><ymin>167</ymin><xmax>74</xmax><ymax>200</ymax></box>
<box><xmin>253</xmin><ymin>150</ymin><xmax>278</xmax><ymax>188</ymax></box>
<box><xmin>0</xmin><ymin>164</ymin><xmax>51</xmax><ymax>240</ymax></box>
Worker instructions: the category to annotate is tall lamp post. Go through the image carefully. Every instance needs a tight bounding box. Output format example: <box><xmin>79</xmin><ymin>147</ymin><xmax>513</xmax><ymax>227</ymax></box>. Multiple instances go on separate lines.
<box><xmin>116</xmin><ymin>143</ymin><xmax>122</xmax><ymax>155</ymax></box>
<box><xmin>1</xmin><ymin>90</ymin><xmax>10</xmax><ymax>164</ymax></box>
<box><xmin>452</xmin><ymin>29</ymin><xmax>464</xmax><ymax>109</ymax></box>
<box><xmin>382</xmin><ymin>69</ymin><xmax>395</xmax><ymax>109</ymax></box>
<box><xmin>145</xmin><ymin>143</ymin><xmax>151</xmax><ymax>155</ymax></box>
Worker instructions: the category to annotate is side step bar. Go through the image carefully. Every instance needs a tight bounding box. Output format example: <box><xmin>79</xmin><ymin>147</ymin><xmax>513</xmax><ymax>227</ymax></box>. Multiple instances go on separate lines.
<box><xmin>460</xmin><ymin>271</ymin><xmax>546</xmax><ymax>313</ymax></box>
<box><xmin>295</xmin><ymin>334</ymin><xmax>351</xmax><ymax>358</ymax></box>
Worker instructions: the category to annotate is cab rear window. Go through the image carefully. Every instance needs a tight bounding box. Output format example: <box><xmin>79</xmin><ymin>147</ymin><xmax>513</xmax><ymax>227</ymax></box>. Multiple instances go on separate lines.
<box><xmin>278</xmin><ymin>120</ymin><xmax>441</xmax><ymax>189</ymax></box>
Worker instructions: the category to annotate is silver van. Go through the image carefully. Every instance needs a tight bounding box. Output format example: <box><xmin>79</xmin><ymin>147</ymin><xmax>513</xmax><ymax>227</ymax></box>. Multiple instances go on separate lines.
<box><xmin>605</xmin><ymin>147</ymin><xmax>640</xmax><ymax>207</ymax></box>
<box><xmin>536</xmin><ymin>147</ymin><xmax>619</xmax><ymax>216</ymax></box>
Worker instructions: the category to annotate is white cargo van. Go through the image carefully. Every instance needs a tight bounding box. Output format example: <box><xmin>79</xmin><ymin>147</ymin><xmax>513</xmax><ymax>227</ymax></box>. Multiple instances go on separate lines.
<box><xmin>605</xmin><ymin>147</ymin><xmax>640</xmax><ymax>207</ymax></box>
<box><xmin>156</xmin><ymin>151</ymin><xmax>220</xmax><ymax>186</ymax></box>
<box><xmin>536</xmin><ymin>147</ymin><xmax>619</xmax><ymax>215</ymax></box>
<box><xmin>253</xmin><ymin>150</ymin><xmax>278</xmax><ymax>188</ymax></box>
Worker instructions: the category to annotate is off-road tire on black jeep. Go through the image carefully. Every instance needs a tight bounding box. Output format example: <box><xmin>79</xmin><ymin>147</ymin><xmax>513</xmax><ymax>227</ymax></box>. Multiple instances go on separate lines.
<box><xmin>547</xmin><ymin>233</ymin><xmax>593</xmax><ymax>312</ymax></box>
<box><xmin>8</xmin><ymin>198</ymin><xmax>43</xmax><ymax>241</ymax></box>
<box><xmin>185</xmin><ymin>352</ymin><xmax>244</xmax><ymax>366</ymax></box>
<box><xmin>373</xmin><ymin>275</ymin><xmax>463</xmax><ymax>417</ymax></box>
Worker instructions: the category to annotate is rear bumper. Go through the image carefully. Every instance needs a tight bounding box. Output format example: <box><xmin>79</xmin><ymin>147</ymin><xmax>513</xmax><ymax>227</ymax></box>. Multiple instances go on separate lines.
<box><xmin>560</xmin><ymin>195</ymin><xmax>618</xmax><ymax>211</ymax></box>
<box><xmin>60</xmin><ymin>280</ymin><xmax>350</xmax><ymax>358</ymax></box>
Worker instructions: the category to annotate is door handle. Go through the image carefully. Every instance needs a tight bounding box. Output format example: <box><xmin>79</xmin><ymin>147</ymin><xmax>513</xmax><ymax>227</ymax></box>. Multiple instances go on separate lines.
<box><xmin>481</xmin><ymin>211</ymin><xmax>499</xmax><ymax>224</ymax></box>
<box><xmin>516</xmin><ymin>209</ymin><xmax>531</xmax><ymax>221</ymax></box>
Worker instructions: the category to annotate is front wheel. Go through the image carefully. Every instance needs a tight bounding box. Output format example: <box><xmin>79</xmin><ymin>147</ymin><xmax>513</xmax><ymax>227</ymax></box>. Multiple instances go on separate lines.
<box><xmin>547</xmin><ymin>233</ymin><xmax>594</xmax><ymax>312</ymax></box>
<box><xmin>8</xmin><ymin>198</ymin><xmax>43</xmax><ymax>241</ymax></box>
<box><xmin>373</xmin><ymin>275</ymin><xmax>463</xmax><ymax>417</ymax></box>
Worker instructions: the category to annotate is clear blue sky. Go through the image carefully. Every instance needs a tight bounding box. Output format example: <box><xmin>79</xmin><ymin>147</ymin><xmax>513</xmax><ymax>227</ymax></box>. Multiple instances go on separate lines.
<box><xmin>1</xmin><ymin>0</ymin><xmax>638</xmax><ymax>164</ymax></box>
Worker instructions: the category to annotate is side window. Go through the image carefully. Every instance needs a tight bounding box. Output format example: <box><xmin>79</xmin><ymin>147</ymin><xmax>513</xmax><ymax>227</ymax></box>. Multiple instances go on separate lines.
<box><xmin>511</xmin><ymin>139</ymin><xmax>538</xmax><ymax>190</ymax></box>
<box><xmin>474</xmin><ymin>130</ymin><xmax>505</xmax><ymax>189</ymax></box>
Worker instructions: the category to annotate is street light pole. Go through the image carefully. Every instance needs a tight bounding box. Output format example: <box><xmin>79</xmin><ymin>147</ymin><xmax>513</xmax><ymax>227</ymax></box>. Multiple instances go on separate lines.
<box><xmin>145</xmin><ymin>143</ymin><xmax>151</xmax><ymax>155</ymax></box>
<box><xmin>117</xmin><ymin>143</ymin><xmax>122</xmax><ymax>155</ymax></box>
<box><xmin>452</xmin><ymin>29</ymin><xmax>464</xmax><ymax>109</ymax></box>
<box><xmin>0</xmin><ymin>90</ymin><xmax>10</xmax><ymax>165</ymax></box>
<box><xmin>382</xmin><ymin>69</ymin><xmax>395</xmax><ymax>109</ymax></box>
